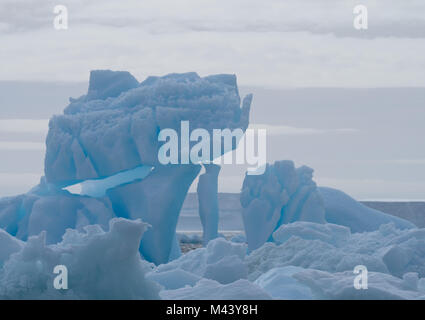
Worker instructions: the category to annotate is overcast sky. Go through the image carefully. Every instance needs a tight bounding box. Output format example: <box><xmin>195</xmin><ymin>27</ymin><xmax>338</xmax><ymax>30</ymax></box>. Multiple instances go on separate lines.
<box><xmin>2</xmin><ymin>0</ymin><xmax>425</xmax><ymax>86</ymax></box>
<box><xmin>0</xmin><ymin>1</ymin><xmax>425</xmax><ymax>200</ymax></box>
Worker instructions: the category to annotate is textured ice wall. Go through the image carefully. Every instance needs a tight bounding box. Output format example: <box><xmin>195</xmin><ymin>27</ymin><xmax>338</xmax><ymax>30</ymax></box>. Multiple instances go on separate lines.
<box><xmin>45</xmin><ymin>70</ymin><xmax>252</xmax><ymax>186</ymax></box>
<box><xmin>241</xmin><ymin>160</ymin><xmax>326</xmax><ymax>251</ymax></box>
<box><xmin>0</xmin><ymin>178</ymin><xmax>115</xmax><ymax>244</ymax></box>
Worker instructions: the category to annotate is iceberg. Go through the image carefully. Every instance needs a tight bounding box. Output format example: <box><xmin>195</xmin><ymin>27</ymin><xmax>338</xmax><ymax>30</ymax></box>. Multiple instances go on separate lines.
<box><xmin>45</xmin><ymin>71</ymin><xmax>251</xmax><ymax>186</ymax></box>
<box><xmin>0</xmin><ymin>70</ymin><xmax>252</xmax><ymax>265</ymax></box>
<box><xmin>240</xmin><ymin>160</ymin><xmax>326</xmax><ymax>251</ymax></box>
<box><xmin>44</xmin><ymin>70</ymin><xmax>251</xmax><ymax>264</ymax></box>
<box><xmin>240</xmin><ymin>160</ymin><xmax>415</xmax><ymax>251</ymax></box>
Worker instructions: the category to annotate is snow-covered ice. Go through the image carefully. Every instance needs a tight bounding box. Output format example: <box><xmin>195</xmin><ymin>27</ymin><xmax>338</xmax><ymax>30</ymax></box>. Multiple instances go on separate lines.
<box><xmin>1</xmin><ymin>218</ymin><xmax>424</xmax><ymax>299</ymax></box>
<box><xmin>160</xmin><ymin>279</ymin><xmax>271</xmax><ymax>300</ymax></box>
<box><xmin>0</xmin><ymin>218</ymin><xmax>160</xmax><ymax>299</ymax></box>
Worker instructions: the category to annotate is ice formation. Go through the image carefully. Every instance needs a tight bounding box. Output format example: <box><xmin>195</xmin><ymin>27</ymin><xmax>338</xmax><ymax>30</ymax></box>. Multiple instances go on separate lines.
<box><xmin>0</xmin><ymin>70</ymin><xmax>252</xmax><ymax>265</ymax></box>
<box><xmin>293</xmin><ymin>269</ymin><xmax>425</xmax><ymax>300</ymax></box>
<box><xmin>254</xmin><ymin>266</ymin><xmax>313</xmax><ymax>299</ymax></box>
<box><xmin>154</xmin><ymin>237</ymin><xmax>248</xmax><ymax>284</ymax></box>
<box><xmin>1</xmin><ymin>218</ymin><xmax>424</xmax><ymax>299</ymax></box>
<box><xmin>197</xmin><ymin>164</ymin><xmax>221</xmax><ymax>245</ymax></box>
<box><xmin>0</xmin><ymin>178</ymin><xmax>115</xmax><ymax>244</ymax></box>
<box><xmin>240</xmin><ymin>160</ymin><xmax>415</xmax><ymax>251</ymax></box>
<box><xmin>0</xmin><ymin>218</ymin><xmax>160</xmax><ymax>299</ymax></box>
<box><xmin>0</xmin><ymin>69</ymin><xmax>423</xmax><ymax>300</ymax></box>
<box><xmin>45</xmin><ymin>70</ymin><xmax>251</xmax><ymax>185</ymax></box>
<box><xmin>245</xmin><ymin>221</ymin><xmax>425</xmax><ymax>299</ymax></box>
<box><xmin>319</xmin><ymin>187</ymin><xmax>414</xmax><ymax>233</ymax></box>
<box><xmin>246</xmin><ymin>222</ymin><xmax>425</xmax><ymax>281</ymax></box>
<box><xmin>160</xmin><ymin>279</ymin><xmax>271</xmax><ymax>300</ymax></box>
<box><xmin>240</xmin><ymin>160</ymin><xmax>326</xmax><ymax>251</ymax></box>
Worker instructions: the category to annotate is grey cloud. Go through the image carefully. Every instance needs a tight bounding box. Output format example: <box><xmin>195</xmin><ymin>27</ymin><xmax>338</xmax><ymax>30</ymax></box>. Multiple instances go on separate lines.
<box><xmin>2</xmin><ymin>0</ymin><xmax>425</xmax><ymax>38</ymax></box>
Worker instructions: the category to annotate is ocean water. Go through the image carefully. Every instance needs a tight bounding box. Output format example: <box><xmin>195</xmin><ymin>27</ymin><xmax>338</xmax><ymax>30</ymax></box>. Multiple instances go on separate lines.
<box><xmin>177</xmin><ymin>193</ymin><xmax>425</xmax><ymax>232</ymax></box>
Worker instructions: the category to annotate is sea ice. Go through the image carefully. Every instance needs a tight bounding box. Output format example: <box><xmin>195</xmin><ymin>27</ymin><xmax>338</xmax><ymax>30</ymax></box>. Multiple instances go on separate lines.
<box><xmin>160</xmin><ymin>279</ymin><xmax>271</xmax><ymax>300</ymax></box>
<box><xmin>0</xmin><ymin>218</ymin><xmax>160</xmax><ymax>299</ymax></box>
<box><xmin>254</xmin><ymin>266</ymin><xmax>313</xmax><ymax>300</ymax></box>
<box><xmin>246</xmin><ymin>222</ymin><xmax>425</xmax><ymax>281</ymax></box>
<box><xmin>155</xmin><ymin>237</ymin><xmax>247</xmax><ymax>284</ymax></box>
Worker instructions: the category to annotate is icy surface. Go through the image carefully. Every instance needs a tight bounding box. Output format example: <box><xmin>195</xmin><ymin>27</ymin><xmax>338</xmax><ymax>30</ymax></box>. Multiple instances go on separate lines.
<box><xmin>107</xmin><ymin>164</ymin><xmax>201</xmax><ymax>264</ymax></box>
<box><xmin>45</xmin><ymin>71</ymin><xmax>252</xmax><ymax>186</ymax></box>
<box><xmin>240</xmin><ymin>160</ymin><xmax>414</xmax><ymax>251</ymax></box>
<box><xmin>0</xmin><ymin>218</ymin><xmax>160</xmax><ymax>299</ymax></box>
<box><xmin>319</xmin><ymin>187</ymin><xmax>415</xmax><ymax>232</ymax></box>
<box><xmin>146</xmin><ymin>268</ymin><xmax>201</xmax><ymax>290</ymax></box>
<box><xmin>75</xmin><ymin>165</ymin><xmax>152</xmax><ymax>198</ymax></box>
<box><xmin>197</xmin><ymin>164</ymin><xmax>221</xmax><ymax>245</ymax></box>
<box><xmin>272</xmin><ymin>221</ymin><xmax>351</xmax><ymax>246</ymax></box>
<box><xmin>294</xmin><ymin>269</ymin><xmax>425</xmax><ymax>300</ymax></box>
<box><xmin>246</xmin><ymin>222</ymin><xmax>425</xmax><ymax>281</ymax></box>
<box><xmin>41</xmin><ymin>70</ymin><xmax>251</xmax><ymax>264</ymax></box>
<box><xmin>254</xmin><ymin>266</ymin><xmax>313</xmax><ymax>300</ymax></box>
<box><xmin>1</xmin><ymin>218</ymin><xmax>425</xmax><ymax>299</ymax></box>
<box><xmin>241</xmin><ymin>160</ymin><xmax>326</xmax><ymax>251</ymax></box>
<box><xmin>160</xmin><ymin>279</ymin><xmax>271</xmax><ymax>300</ymax></box>
<box><xmin>155</xmin><ymin>237</ymin><xmax>247</xmax><ymax>284</ymax></box>
<box><xmin>0</xmin><ymin>229</ymin><xmax>23</xmax><ymax>268</ymax></box>
<box><xmin>0</xmin><ymin>181</ymin><xmax>115</xmax><ymax>244</ymax></box>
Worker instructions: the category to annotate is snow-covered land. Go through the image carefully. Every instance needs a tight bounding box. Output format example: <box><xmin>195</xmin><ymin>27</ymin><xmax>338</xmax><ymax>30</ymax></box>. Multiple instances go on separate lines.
<box><xmin>0</xmin><ymin>70</ymin><xmax>423</xmax><ymax>300</ymax></box>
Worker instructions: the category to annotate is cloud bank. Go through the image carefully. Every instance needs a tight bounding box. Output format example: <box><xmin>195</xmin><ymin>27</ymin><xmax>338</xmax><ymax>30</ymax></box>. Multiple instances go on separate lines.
<box><xmin>1</xmin><ymin>1</ymin><xmax>425</xmax><ymax>87</ymax></box>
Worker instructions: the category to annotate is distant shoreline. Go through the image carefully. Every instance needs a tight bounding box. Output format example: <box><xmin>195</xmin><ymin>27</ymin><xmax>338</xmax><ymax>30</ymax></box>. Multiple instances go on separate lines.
<box><xmin>178</xmin><ymin>193</ymin><xmax>425</xmax><ymax>230</ymax></box>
